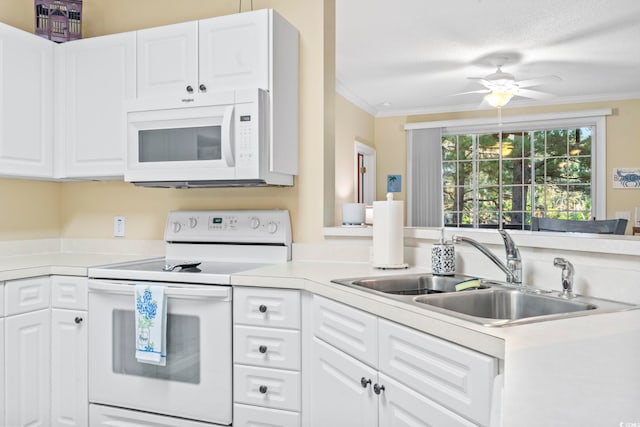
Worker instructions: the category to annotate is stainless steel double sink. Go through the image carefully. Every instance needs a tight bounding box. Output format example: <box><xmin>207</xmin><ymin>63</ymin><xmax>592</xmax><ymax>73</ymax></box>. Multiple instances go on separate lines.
<box><xmin>331</xmin><ymin>273</ymin><xmax>636</xmax><ymax>327</ymax></box>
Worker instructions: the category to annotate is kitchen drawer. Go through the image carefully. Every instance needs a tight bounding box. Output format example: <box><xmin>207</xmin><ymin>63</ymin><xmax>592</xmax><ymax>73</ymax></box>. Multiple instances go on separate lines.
<box><xmin>51</xmin><ymin>276</ymin><xmax>88</xmax><ymax>310</ymax></box>
<box><xmin>234</xmin><ymin>365</ymin><xmax>301</xmax><ymax>412</ymax></box>
<box><xmin>5</xmin><ymin>276</ymin><xmax>51</xmax><ymax>316</ymax></box>
<box><xmin>234</xmin><ymin>287</ymin><xmax>300</xmax><ymax>329</ymax></box>
<box><xmin>233</xmin><ymin>403</ymin><xmax>300</xmax><ymax>427</ymax></box>
<box><xmin>378</xmin><ymin>318</ymin><xmax>497</xmax><ymax>426</ymax></box>
<box><xmin>234</xmin><ymin>325</ymin><xmax>301</xmax><ymax>370</ymax></box>
<box><xmin>312</xmin><ymin>295</ymin><xmax>378</xmax><ymax>368</ymax></box>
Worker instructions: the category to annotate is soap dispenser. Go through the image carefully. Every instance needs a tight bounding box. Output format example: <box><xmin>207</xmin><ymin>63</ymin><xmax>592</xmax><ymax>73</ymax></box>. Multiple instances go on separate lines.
<box><xmin>431</xmin><ymin>228</ymin><xmax>455</xmax><ymax>276</ymax></box>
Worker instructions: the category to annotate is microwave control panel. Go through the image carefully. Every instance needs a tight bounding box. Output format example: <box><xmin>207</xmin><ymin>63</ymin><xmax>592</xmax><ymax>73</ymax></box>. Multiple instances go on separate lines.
<box><xmin>235</xmin><ymin>103</ymin><xmax>260</xmax><ymax>169</ymax></box>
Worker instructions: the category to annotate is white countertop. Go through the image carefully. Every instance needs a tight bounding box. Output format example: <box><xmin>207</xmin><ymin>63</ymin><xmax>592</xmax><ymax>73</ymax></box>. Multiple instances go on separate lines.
<box><xmin>230</xmin><ymin>259</ymin><xmax>640</xmax><ymax>360</ymax></box>
<box><xmin>1</xmin><ymin>240</ymin><xmax>637</xmax><ymax>363</ymax></box>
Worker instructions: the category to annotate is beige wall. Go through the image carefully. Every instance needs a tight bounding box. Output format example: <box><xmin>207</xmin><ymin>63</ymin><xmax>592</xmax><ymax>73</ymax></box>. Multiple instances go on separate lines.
<box><xmin>334</xmin><ymin>94</ymin><xmax>375</xmax><ymax>224</ymax></box>
<box><xmin>0</xmin><ymin>179</ymin><xmax>61</xmax><ymax>240</ymax></box>
<box><xmin>0</xmin><ymin>0</ymin><xmax>335</xmax><ymax>243</ymax></box>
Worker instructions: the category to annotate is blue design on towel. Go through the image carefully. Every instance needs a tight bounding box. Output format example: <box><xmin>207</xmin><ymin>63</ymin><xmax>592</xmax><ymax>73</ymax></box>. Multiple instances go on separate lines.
<box><xmin>136</xmin><ymin>287</ymin><xmax>159</xmax><ymax>353</ymax></box>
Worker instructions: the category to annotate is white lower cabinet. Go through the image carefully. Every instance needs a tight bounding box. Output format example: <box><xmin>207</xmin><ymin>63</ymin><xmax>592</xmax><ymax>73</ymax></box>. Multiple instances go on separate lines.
<box><xmin>51</xmin><ymin>276</ymin><xmax>88</xmax><ymax>427</ymax></box>
<box><xmin>51</xmin><ymin>309</ymin><xmax>87</xmax><ymax>427</ymax></box>
<box><xmin>5</xmin><ymin>309</ymin><xmax>51</xmax><ymax>427</ymax></box>
<box><xmin>310</xmin><ymin>295</ymin><xmax>499</xmax><ymax>427</ymax></box>
<box><xmin>2</xmin><ymin>276</ymin><xmax>88</xmax><ymax>427</ymax></box>
<box><xmin>310</xmin><ymin>337</ymin><xmax>378</xmax><ymax>427</ymax></box>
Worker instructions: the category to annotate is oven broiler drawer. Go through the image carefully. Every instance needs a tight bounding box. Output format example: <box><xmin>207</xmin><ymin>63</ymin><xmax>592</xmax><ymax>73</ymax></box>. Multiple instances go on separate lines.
<box><xmin>90</xmin><ymin>404</ymin><xmax>219</xmax><ymax>427</ymax></box>
<box><xmin>233</xmin><ymin>365</ymin><xmax>301</xmax><ymax>412</ymax></box>
<box><xmin>234</xmin><ymin>325</ymin><xmax>301</xmax><ymax>370</ymax></box>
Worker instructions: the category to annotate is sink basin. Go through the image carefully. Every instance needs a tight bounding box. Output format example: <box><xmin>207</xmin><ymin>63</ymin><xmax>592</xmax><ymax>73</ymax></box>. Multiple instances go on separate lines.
<box><xmin>415</xmin><ymin>289</ymin><xmax>597</xmax><ymax>324</ymax></box>
<box><xmin>331</xmin><ymin>273</ymin><xmax>637</xmax><ymax>326</ymax></box>
<box><xmin>331</xmin><ymin>273</ymin><xmax>488</xmax><ymax>296</ymax></box>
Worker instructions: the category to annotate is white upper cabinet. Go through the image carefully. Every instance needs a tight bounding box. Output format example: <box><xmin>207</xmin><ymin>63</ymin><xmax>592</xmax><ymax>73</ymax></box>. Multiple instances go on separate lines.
<box><xmin>136</xmin><ymin>9</ymin><xmax>295</xmax><ymax>102</ymax></box>
<box><xmin>55</xmin><ymin>32</ymin><xmax>136</xmax><ymax>178</ymax></box>
<box><xmin>136</xmin><ymin>21</ymin><xmax>199</xmax><ymax>100</ymax></box>
<box><xmin>198</xmin><ymin>11</ymin><xmax>269</xmax><ymax>92</ymax></box>
<box><xmin>0</xmin><ymin>23</ymin><xmax>54</xmax><ymax>178</ymax></box>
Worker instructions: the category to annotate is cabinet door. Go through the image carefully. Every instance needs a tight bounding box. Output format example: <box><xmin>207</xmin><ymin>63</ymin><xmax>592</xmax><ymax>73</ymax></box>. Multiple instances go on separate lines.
<box><xmin>51</xmin><ymin>309</ymin><xmax>88</xmax><ymax>427</ymax></box>
<box><xmin>57</xmin><ymin>32</ymin><xmax>136</xmax><ymax>178</ymax></box>
<box><xmin>310</xmin><ymin>337</ymin><xmax>378</xmax><ymax>427</ymax></box>
<box><xmin>5</xmin><ymin>310</ymin><xmax>51</xmax><ymax>427</ymax></box>
<box><xmin>378</xmin><ymin>319</ymin><xmax>496</xmax><ymax>426</ymax></box>
<box><xmin>136</xmin><ymin>21</ymin><xmax>198</xmax><ymax>99</ymax></box>
<box><xmin>379</xmin><ymin>374</ymin><xmax>477</xmax><ymax>427</ymax></box>
<box><xmin>199</xmin><ymin>10</ymin><xmax>269</xmax><ymax>92</ymax></box>
<box><xmin>0</xmin><ymin>23</ymin><xmax>53</xmax><ymax>178</ymax></box>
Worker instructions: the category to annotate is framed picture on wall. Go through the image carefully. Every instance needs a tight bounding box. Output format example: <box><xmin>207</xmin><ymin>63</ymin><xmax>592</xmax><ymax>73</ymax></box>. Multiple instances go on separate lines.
<box><xmin>387</xmin><ymin>175</ymin><xmax>401</xmax><ymax>192</ymax></box>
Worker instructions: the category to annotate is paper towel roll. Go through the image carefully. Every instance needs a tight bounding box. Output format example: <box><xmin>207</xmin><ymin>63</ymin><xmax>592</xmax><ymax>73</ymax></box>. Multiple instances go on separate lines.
<box><xmin>372</xmin><ymin>193</ymin><xmax>407</xmax><ymax>269</ymax></box>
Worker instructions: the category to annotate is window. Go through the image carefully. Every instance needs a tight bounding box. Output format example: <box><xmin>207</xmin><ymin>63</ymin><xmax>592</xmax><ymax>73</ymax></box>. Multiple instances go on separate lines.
<box><xmin>405</xmin><ymin>109</ymin><xmax>609</xmax><ymax>229</ymax></box>
<box><xmin>442</xmin><ymin>128</ymin><xmax>593</xmax><ymax>229</ymax></box>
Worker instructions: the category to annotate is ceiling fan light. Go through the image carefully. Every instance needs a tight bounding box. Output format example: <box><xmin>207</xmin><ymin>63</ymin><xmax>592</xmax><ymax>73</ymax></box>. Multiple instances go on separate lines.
<box><xmin>484</xmin><ymin>91</ymin><xmax>514</xmax><ymax>107</ymax></box>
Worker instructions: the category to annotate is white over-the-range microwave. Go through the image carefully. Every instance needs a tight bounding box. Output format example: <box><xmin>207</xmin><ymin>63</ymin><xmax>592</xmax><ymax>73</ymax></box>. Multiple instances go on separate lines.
<box><xmin>124</xmin><ymin>88</ymin><xmax>297</xmax><ymax>187</ymax></box>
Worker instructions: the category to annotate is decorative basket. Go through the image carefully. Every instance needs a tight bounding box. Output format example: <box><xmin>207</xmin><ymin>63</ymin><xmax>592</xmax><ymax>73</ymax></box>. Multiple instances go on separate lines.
<box><xmin>35</xmin><ymin>0</ymin><xmax>82</xmax><ymax>43</ymax></box>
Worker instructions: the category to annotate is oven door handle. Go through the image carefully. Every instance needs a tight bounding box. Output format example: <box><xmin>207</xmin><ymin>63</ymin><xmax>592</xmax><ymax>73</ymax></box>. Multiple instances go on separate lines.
<box><xmin>89</xmin><ymin>281</ymin><xmax>231</xmax><ymax>301</ymax></box>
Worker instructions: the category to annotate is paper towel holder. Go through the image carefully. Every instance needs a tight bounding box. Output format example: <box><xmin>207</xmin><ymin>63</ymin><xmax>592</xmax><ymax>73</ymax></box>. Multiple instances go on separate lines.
<box><xmin>371</xmin><ymin>193</ymin><xmax>409</xmax><ymax>269</ymax></box>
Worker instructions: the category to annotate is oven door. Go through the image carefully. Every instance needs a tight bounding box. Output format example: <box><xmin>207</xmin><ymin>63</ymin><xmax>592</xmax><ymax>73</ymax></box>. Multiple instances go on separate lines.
<box><xmin>88</xmin><ymin>279</ymin><xmax>232</xmax><ymax>425</ymax></box>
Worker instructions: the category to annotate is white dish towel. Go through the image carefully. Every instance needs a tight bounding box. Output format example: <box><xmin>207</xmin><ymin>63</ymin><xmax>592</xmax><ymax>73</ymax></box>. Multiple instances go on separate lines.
<box><xmin>134</xmin><ymin>284</ymin><xmax>167</xmax><ymax>366</ymax></box>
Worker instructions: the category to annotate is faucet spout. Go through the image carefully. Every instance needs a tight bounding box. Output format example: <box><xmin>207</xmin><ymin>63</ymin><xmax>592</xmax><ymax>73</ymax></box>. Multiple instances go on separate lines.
<box><xmin>452</xmin><ymin>230</ymin><xmax>522</xmax><ymax>285</ymax></box>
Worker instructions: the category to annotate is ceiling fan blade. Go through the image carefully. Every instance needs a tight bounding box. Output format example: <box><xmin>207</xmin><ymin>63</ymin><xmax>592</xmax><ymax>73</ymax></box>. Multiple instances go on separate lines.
<box><xmin>467</xmin><ymin>77</ymin><xmax>493</xmax><ymax>89</ymax></box>
<box><xmin>516</xmin><ymin>75</ymin><xmax>562</xmax><ymax>88</ymax></box>
<box><xmin>515</xmin><ymin>88</ymin><xmax>554</xmax><ymax>99</ymax></box>
<box><xmin>451</xmin><ymin>89</ymin><xmax>490</xmax><ymax>96</ymax></box>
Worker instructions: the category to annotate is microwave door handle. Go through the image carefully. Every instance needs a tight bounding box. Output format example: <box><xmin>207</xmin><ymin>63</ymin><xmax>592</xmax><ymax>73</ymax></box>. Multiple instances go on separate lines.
<box><xmin>222</xmin><ymin>105</ymin><xmax>235</xmax><ymax>166</ymax></box>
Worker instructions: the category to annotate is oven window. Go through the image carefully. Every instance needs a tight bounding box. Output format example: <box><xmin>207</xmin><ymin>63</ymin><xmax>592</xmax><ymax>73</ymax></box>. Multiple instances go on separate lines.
<box><xmin>112</xmin><ymin>310</ymin><xmax>201</xmax><ymax>384</ymax></box>
<box><xmin>138</xmin><ymin>126</ymin><xmax>222</xmax><ymax>162</ymax></box>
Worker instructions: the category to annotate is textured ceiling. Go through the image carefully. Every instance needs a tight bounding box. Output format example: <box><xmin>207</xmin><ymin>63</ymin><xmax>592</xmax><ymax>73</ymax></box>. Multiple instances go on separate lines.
<box><xmin>336</xmin><ymin>0</ymin><xmax>640</xmax><ymax>116</ymax></box>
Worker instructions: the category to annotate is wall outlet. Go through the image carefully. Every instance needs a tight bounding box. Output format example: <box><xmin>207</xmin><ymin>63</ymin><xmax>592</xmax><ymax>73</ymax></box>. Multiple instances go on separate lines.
<box><xmin>615</xmin><ymin>211</ymin><xmax>631</xmax><ymax>220</ymax></box>
<box><xmin>114</xmin><ymin>216</ymin><xmax>125</xmax><ymax>237</ymax></box>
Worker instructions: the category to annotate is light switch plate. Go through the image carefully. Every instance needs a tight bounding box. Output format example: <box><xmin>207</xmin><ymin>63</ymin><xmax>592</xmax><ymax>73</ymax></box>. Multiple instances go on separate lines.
<box><xmin>114</xmin><ymin>216</ymin><xmax>125</xmax><ymax>237</ymax></box>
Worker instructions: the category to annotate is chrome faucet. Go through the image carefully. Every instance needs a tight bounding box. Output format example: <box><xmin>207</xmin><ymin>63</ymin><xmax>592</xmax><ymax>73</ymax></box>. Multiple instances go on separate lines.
<box><xmin>452</xmin><ymin>230</ymin><xmax>522</xmax><ymax>285</ymax></box>
<box><xmin>553</xmin><ymin>257</ymin><xmax>575</xmax><ymax>298</ymax></box>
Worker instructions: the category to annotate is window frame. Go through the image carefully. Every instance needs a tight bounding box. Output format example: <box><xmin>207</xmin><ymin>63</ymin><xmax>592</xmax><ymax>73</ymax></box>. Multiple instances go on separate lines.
<box><xmin>405</xmin><ymin>109</ymin><xmax>610</xmax><ymax>227</ymax></box>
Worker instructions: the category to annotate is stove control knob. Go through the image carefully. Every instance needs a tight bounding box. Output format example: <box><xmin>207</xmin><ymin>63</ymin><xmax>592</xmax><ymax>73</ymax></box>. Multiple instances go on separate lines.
<box><xmin>267</xmin><ymin>222</ymin><xmax>278</xmax><ymax>234</ymax></box>
<box><xmin>188</xmin><ymin>217</ymin><xmax>198</xmax><ymax>228</ymax></box>
<box><xmin>172</xmin><ymin>222</ymin><xmax>182</xmax><ymax>233</ymax></box>
<box><xmin>250</xmin><ymin>217</ymin><xmax>261</xmax><ymax>229</ymax></box>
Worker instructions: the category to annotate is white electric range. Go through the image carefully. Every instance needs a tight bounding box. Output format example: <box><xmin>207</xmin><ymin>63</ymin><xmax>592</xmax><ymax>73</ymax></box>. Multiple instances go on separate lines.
<box><xmin>87</xmin><ymin>210</ymin><xmax>291</xmax><ymax>427</ymax></box>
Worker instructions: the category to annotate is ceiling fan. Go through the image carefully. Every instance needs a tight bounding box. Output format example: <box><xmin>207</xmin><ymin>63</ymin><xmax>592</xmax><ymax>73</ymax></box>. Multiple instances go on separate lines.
<box><xmin>459</xmin><ymin>64</ymin><xmax>561</xmax><ymax>107</ymax></box>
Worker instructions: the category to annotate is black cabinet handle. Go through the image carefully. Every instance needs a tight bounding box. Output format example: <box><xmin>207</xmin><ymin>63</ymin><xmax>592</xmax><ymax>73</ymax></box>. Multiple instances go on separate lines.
<box><xmin>259</xmin><ymin>345</ymin><xmax>268</xmax><ymax>354</ymax></box>
<box><xmin>199</xmin><ymin>84</ymin><xmax>207</xmax><ymax>92</ymax></box>
<box><xmin>186</xmin><ymin>85</ymin><xmax>194</xmax><ymax>93</ymax></box>
<box><xmin>74</xmin><ymin>316</ymin><xmax>83</xmax><ymax>324</ymax></box>
<box><xmin>259</xmin><ymin>304</ymin><xmax>268</xmax><ymax>313</ymax></box>
<box><xmin>259</xmin><ymin>385</ymin><xmax>268</xmax><ymax>394</ymax></box>
<box><xmin>373</xmin><ymin>383</ymin><xmax>385</xmax><ymax>395</ymax></box>
<box><xmin>360</xmin><ymin>377</ymin><xmax>371</xmax><ymax>388</ymax></box>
